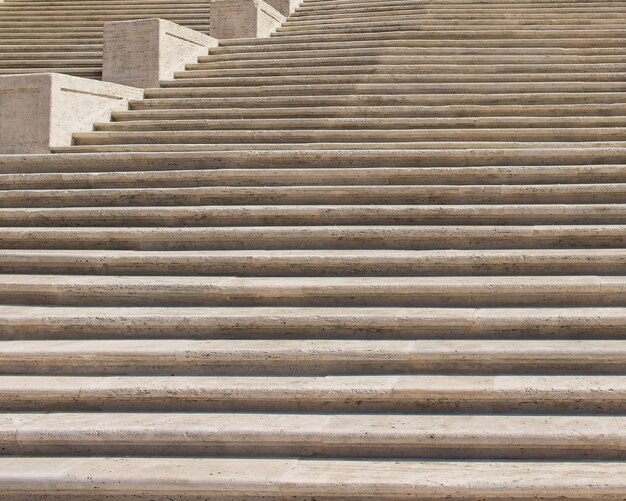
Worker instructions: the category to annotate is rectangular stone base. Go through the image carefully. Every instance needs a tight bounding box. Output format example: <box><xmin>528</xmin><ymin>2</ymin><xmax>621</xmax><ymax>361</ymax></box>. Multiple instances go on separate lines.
<box><xmin>210</xmin><ymin>0</ymin><xmax>286</xmax><ymax>39</ymax></box>
<box><xmin>0</xmin><ymin>73</ymin><xmax>142</xmax><ymax>154</ymax></box>
<box><xmin>103</xmin><ymin>18</ymin><xmax>218</xmax><ymax>88</ymax></box>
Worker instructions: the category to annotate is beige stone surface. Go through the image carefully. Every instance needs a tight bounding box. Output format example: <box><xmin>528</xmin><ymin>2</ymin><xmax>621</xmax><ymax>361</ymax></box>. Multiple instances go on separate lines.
<box><xmin>264</xmin><ymin>0</ymin><xmax>301</xmax><ymax>16</ymax></box>
<box><xmin>102</xmin><ymin>18</ymin><xmax>217</xmax><ymax>88</ymax></box>
<box><xmin>210</xmin><ymin>0</ymin><xmax>286</xmax><ymax>39</ymax></box>
<box><xmin>1</xmin><ymin>0</ymin><xmax>626</xmax><ymax>497</ymax></box>
<box><xmin>0</xmin><ymin>73</ymin><xmax>141</xmax><ymax>154</ymax></box>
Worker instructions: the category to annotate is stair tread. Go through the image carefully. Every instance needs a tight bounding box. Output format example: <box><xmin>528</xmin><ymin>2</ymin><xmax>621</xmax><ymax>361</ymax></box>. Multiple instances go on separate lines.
<box><xmin>0</xmin><ymin>457</ymin><xmax>624</xmax><ymax>499</ymax></box>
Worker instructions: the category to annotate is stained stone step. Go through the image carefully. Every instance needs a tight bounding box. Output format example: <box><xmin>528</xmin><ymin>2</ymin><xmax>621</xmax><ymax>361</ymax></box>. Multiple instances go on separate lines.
<box><xmin>0</xmin><ymin>413</ymin><xmax>624</xmax><ymax>459</ymax></box>
<box><xmin>275</xmin><ymin>24</ymin><xmax>626</xmax><ymax>37</ymax></box>
<box><xmin>1</xmin><ymin>305</ymin><xmax>624</xmax><ymax>340</ymax></box>
<box><xmin>4</xmin><ymin>150</ymin><xmax>626</xmax><ymax>174</ymax></box>
<box><xmin>188</xmin><ymin>54</ymin><xmax>626</xmax><ymax>68</ymax></box>
<box><xmin>203</xmin><ymin>46</ymin><xmax>626</xmax><ymax>62</ymax></box>
<box><xmin>219</xmin><ymin>30</ymin><xmax>626</xmax><ymax>45</ymax></box>
<box><xmin>0</xmin><ymin>374</ymin><xmax>625</xmax><ymax>412</ymax></box>
<box><xmin>166</xmin><ymin>73</ymin><xmax>626</xmax><ymax>86</ymax></box>
<box><xmin>131</xmin><ymin>93</ymin><xmax>626</xmax><ymax>110</ymax></box>
<box><xmin>288</xmin><ymin>11</ymin><xmax>626</xmax><ymax>23</ymax></box>
<box><xmin>0</xmin><ymin>457</ymin><xmax>624</xmax><ymax>500</ymax></box>
<box><xmin>2</xmin><ymin>225</ymin><xmax>623</xmax><ymax>250</ymax></box>
<box><xmin>70</xmin><ymin>129</ymin><xmax>626</xmax><ymax>147</ymax></box>
<box><xmin>2</xmin><ymin>249</ymin><xmax>626</xmax><ymax>276</ymax></box>
<box><xmin>142</xmin><ymin>82</ymin><xmax>626</xmax><ymax>99</ymax></box>
<box><xmin>113</xmin><ymin>104</ymin><xmax>626</xmax><ymax>121</ymax></box>
<box><xmin>0</xmin><ymin>59</ymin><xmax>101</xmax><ymax>68</ymax></box>
<box><xmin>214</xmin><ymin>37</ymin><xmax>626</xmax><ymax>51</ymax></box>
<box><xmin>57</xmin><ymin>142</ymin><xmax>626</xmax><ymax>154</ymax></box>
<box><xmin>96</xmin><ymin>116</ymin><xmax>626</xmax><ymax>132</ymax></box>
<box><xmin>4</xmin><ymin>184</ymin><xmax>626</xmax><ymax>208</ymax></box>
<box><xmin>3</xmin><ymin>339</ymin><xmax>625</xmax><ymax>375</ymax></box>
<box><xmin>4</xmin><ymin>165</ymin><xmax>626</xmax><ymax>190</ymax></box>
<box><xmin>0</xmin><ymin>274</ymin><xmax>625</xmax><ymax>307</ymax></box>
<box><xmin>3</xmin><ymin>204</ymin><xmax>626</xmax><ymax>226</ymax></box>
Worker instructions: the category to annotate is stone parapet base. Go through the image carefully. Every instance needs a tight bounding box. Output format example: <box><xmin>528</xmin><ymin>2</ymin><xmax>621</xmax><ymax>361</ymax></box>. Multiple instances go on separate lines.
<box><xmin>0</xmin><ymin>73</ymin><xmax>142</xmax><ymax>154</ymax></box>
<box><xmin>103</xmin><ymin>18</ymin><xmax>218</xmax><ymax>88</ymax></box>
<box><xmin>210</xmin><ymin>0</ymin><xmax>287</xmax><ymax>39</ymax></box>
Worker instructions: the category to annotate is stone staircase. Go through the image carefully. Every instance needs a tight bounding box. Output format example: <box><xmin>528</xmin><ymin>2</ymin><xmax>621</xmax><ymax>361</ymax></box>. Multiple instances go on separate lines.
<box><xmin>1</xmin><ymin>0</ymin><xmax>626</xmax><ymax>497</ymax></box>
<box><xmin>0</xmin><ymin>0</ymin><xmax>211</xmax><ymax>79</ymax></box>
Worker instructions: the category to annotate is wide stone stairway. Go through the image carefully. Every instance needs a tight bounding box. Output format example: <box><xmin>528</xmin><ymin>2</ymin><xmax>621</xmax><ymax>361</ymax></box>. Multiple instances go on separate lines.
<box><xmin>1</xmin><ymin>0</ymin><xmax>626</xmax><ymax>497</ymax></box>
<box><xmin>0</xmin><ymin>0</ymin><xmax>211</xmax><ymax>79</ymax></box>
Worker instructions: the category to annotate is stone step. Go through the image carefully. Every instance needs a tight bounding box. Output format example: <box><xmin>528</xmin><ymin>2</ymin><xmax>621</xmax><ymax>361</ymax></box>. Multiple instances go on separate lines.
<box><xmin>0</xmin><ymin>52</ymin><xmax>101</xmax><ymax>59</ymax></box>
<box><xmin>4</xmin><ymin>165</ymin><xmax>624</xmax><ymax>190</ymax></box>
<box><xmin>194</xmin><ymin>55</ymin><xmax>624</xmax><ymax>71</ymax></box>
<box><xmin>4</xmin><ymin>339</ymin><xmax>625</xmax><ymax>375</ymax></box>
<box><xmin>3</xmin><ymin>184</ymin><xmax>626</xmax><ymax>208</ymax></box>
<box><xmin>131</xmin><ymin>93</ymin><xmax>626</xmax><ymax>110</ymax></box>
<box><xmin>214</xmin><ymin>36</ymin><xmax>626</xmax><ymax>51</ymax></box>
<box><xmin>0</xmin><ymin>18</ymin><xmax>206</xmax><ymax>27</ymax></box>
<box><xmin>166</xmin><ymin>72</ymin><xmax>626</xmax><ymax>86</ymax></box>
<box><xmin>193</xmin><ymin>54</ymin><xmax>626</xmax><ymax>69</ymax></box>
<box><xmin>24</xmin><ymin>148</ymin><xmax>626</xmax><ymax>169</ymax></box>
<box><xmin>57</xmin><ymin>142</ymin><xmax>626</xmax><ymax>154</ymax></box>
<box><xmin>1</xmin><ymin>225</ymin><xmax>622</xmax><ymax>251</ymax></box>
<box><xmin>2</xmin><ymin>249</ymin><xmax>625</xmax><ymax>276</ymax></box>
<box><xmin>69</xmin><ymin>128</ymin><xmax>626</xmax><ymax>146</ymax></box>
<box><xmin>204</xmin><ymin>46</ymin><xmax>626</xmax><ymax>62</ymax></box>
<box><xmin>275</xmin><ymin>23</ymin><xmax>626</xmax><ymax>37</ymax></box>
<box><xmin>219</xmin><ymin>30</ymin><xmax>626</xmax><ymax>46</ymax></box>
<box><xmin>0</xmin><ymin>274</ymin><xmax>625</xmax><ymax>307</ymax></box>
<box><xmin>0</xmin><ymin>457</ymin><xmax>624</xmax><ymax>499</ymax></box>
<box><xmin>97</xmin><ymin>116</ymin><xmax>626</xmax><ymax>132</ymax></box>
<box><xmin>0</xmin><ymin>68</ymin><xmax>101</xmax><ymax>77</ymax></box>
<box><xmin>289</xmin><ymin>11</ymin><xmax>626</xmax><ymax>23</ymax></box>
<box><xmin>0</xmin><ymin>59</ymin><xmax>101</xmax><ymax>68</ymax></box>
<box><xmin>0</xmin><ymin>413</ymin><xmax>624</xmax><ymax>459</ymax></box>
<box><xmin>0</xmin><ymin>45</ymin><xmax>100</xmax><ymax>52</ymax></box>
<box><xmin>0</xmin><ymin>373</ymin><xmax>625</xmax><ymax>411</ymax></box>
<box><xmin>112</xmin><ymin>104</ymin><xmax>626</xmax><ymax>121</ymax></box>
<box><xmin>3</xmin><ymin>204</ymin><xmax>626</xmax><ymax>226</ymax></box>
<box><xmin>1</xmin><ymin>305</ymin><xmax>623</xmax><ymax>340</ymax></box>
<box><xmin>142</xmin><ymin>82</ymin><xmax>626</xmax><ymax>98</ymax></box>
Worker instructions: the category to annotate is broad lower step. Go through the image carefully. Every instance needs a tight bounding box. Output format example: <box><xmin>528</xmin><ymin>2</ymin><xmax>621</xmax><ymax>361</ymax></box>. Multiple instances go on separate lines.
<box><xmin>3</xmin><ymin>165</ymin><xmax>626</xmax><ymax>189</ymax></box>
<box><xmin>1</xmin><ymin>225</ymin><xmax>624</xmax><ymax>250</ymax></box>
<box><xmin>0</xmin><ymin>413</ymin><xmax>624</xmax><ymax>459</ymax></box>
<box><xmin>0</xmin><ymin>374</ymin><xmax>625</xmax><ymax>412</ymax></box>
<box><xmin>0</xmin><ymin>458</ymin><xmax>624</xmax><ymax>499</ymax></box>
<box><xmin>1</xmin><ymin>339</ymin><xmax>625</xmax><ymax>375</ymax></box>
<box><xmin>4</xmin><ymin>184</ymin><xmax>626</xmax><ymax>207</ymax></box>
<box><xmin>1</xmin><ymin>249</ymin><xmax>625</xmax><ymax>276</ymax></box>
<box><xmin>0</xmin><ymin>275</ymin><xmax>625</xmax><ymax>307</ymax></box>
<box><xmin>1</xmin><ymin>305</ymin><xmax>623</xmax><ymax>340</ymax></box>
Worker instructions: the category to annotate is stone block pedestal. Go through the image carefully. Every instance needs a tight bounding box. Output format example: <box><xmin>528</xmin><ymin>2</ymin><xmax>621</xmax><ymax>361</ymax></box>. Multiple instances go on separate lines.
<box><xmin>103</xmin><ymin>18</ymin><xmax>218</xmax><ymax>88</ymax></box>
<box><xmin>210</xmin><ymin>0</ymin><xmax>286</xmax><ymax>39</ymax></box>
<box><xmin>0</xmin><ymin>73</ymin><xmax>142</xmax><ymax>154</ymax></box>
